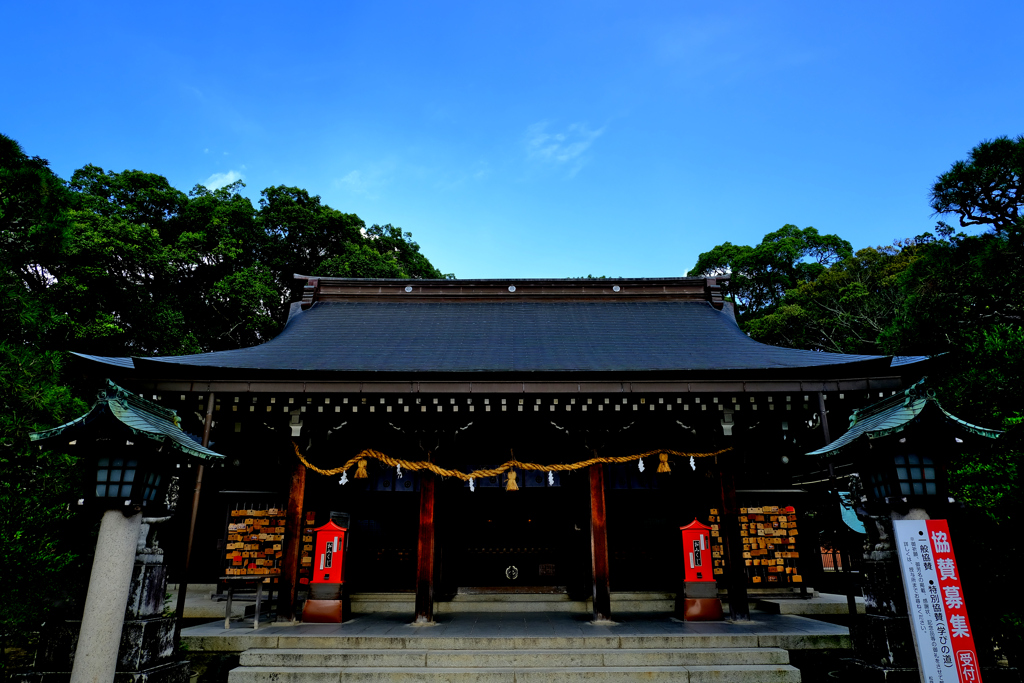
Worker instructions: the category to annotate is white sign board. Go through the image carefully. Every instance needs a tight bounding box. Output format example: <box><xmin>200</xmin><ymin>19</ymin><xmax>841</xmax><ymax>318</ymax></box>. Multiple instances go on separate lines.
<box><xmin>893</xmin><ymin>519</ymin><xmax>982</xmax><ymax>683</ymax></box>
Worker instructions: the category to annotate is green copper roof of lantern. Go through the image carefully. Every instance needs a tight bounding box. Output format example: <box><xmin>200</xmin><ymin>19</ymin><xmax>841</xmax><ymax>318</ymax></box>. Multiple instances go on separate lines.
<box><xmin>807</xmin><ymin>379</ymin><xmax>1002</xmax><ymax>458</ymax></box>
<box><xmin>30</xmin><ymin>379</ymin><xmax>223</xmax><ymax>460</ymax></box>
<box><xmin>838</xmin><ymin>491</ymin><xmax>866</xmax><ymax>534</ymax></box>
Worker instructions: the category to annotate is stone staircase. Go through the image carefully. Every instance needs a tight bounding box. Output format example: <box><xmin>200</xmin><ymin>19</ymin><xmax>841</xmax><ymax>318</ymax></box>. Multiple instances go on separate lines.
<box><xmin>228</xmin><ymin>639</ymin><xmax>800</xmax><ymax>682</ymax></box>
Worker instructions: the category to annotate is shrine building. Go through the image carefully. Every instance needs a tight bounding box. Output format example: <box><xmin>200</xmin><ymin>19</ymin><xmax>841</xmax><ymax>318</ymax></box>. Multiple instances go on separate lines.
<box><xmin>74</xmin><ymin>276</ymin><xmax>926</xmax><ymax>623</ymax></box>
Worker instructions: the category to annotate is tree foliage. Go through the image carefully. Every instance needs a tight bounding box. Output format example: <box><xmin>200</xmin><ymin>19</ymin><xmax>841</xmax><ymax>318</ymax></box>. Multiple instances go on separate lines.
<box><xmin>930</xmin><ymin>135</ymin><xmax>1023</xmax><ymax>242</ymax></box>
<box><xmin>0</xmin><ymin>132</ymin><xmax>451</xmax><ymax>650</ymax></box>
<box><xmin>689</xmin><ymin>224</ymin><xmax>852</xmax><ymax>323</ymax></box>
<box><xmin>0</xmin><ymin>135</ymin><xmax>88</xmax><ymax>655</ymax></box>
<box><xmin>690</xmin><ymin>136</ymin><xmax>1024</xmax><ymax>660</ymax></box>
<box><xmin>743</xmin><ymin>243</ymin><xmax>922</xmax><ymax>354</ymax></box>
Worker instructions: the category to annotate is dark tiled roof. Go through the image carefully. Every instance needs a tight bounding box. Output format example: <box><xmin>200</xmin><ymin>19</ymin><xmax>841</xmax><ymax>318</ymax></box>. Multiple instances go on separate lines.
<box><xmin>80</xmin><ymin>300</ymin><xmax>890</xmax><ymax>375</ymax></box>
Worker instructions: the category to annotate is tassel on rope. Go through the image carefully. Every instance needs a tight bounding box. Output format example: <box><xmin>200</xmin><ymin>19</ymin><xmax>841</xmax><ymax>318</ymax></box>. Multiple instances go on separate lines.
<box><xmin>506</xmin><ymin>449</ymin><xmax>519</xmax><ymax>491</ymax></box>
<box><xmin>690</xmin><ymin>456</ymin><xmax>696</xmax><ymax>471</ymax></box>
<box><xmin>657</xmin><ymin>452</ymin><xmax>671</xmax><ymax>473</ymax></box>
<box><xmin>354</xmin><ymin>459</ymin><xmax>369</xmax><ymax>479</ymax></box>
<box><xmin>548</xmin><ymin>471</ymin><xmax>554</xmax><ymax>486</ymax></box>
<box><xmin>396</xmin><ymin>464</ymin><xmax>403</xmax><ymax>479</ymax></box>
<box><xmin>638</xmin><ymin>457</ymin><xmax>645</xmax><ymax>473</ymax></box>
<box><xmin>469</xmin><ymin>477</ymin><xmax>475</xmax><ymax>492</ymax></box>
<box><xmin>339</xmin><ymin>471</ymin><xmax>348</xmax><ymax>485</ymax></box>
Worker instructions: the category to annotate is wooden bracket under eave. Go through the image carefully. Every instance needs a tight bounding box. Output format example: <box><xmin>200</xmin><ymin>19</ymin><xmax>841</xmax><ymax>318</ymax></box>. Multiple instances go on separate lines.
<box><xmin>301</xmin><ymin>278</ymin><xmax>321</xmax><ymax>310</ymax></box>
<box><xmin>705</xmin><ymin>279</ymin><xmax>724</xmax><ymax>310</ymax></box>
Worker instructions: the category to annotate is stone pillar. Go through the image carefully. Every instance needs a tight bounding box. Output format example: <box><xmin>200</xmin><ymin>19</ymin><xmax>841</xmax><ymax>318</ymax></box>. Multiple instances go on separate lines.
<box><xmin>70</xmin><ymin>510</ymin><xmax>142</xmax><ymax>683</ymax></box>
<box><xmin>845</xmin><ymin>506</ymin><xmax>925</xmax><ymax>682</ymax></box>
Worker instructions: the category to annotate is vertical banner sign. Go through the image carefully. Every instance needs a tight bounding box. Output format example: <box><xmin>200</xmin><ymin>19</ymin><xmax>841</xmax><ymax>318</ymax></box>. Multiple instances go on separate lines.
<box><xmin>893</xmin><ymin>520</ymin><xmax>982</xmax><ymax>683</ymax></box>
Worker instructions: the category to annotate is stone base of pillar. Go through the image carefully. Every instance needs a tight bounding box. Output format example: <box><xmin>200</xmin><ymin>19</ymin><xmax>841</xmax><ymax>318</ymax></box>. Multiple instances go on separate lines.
<box><xmin>20</xmin><ymin>513</ymin><xmax>189</xmax><ymax>683</ymax></box>
<box><xmin>14</xmin><ymin>659</ymin><xmax>190</xmax><ymax>683</ymax></box>
<box><xmin>38</xmin><ymin>617</ymin><xmax>177</xmax><ymax>671</ymax></box>
<box><xmin>15</xmin><ymin>616</ymin><xmax>188</xmax><ymax>683</ymax></box>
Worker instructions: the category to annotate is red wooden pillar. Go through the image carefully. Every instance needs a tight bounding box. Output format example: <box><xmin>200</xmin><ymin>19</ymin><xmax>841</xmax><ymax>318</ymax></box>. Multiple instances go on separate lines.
<box><xmin>589</xmin><ymin>463</ymin><xmax>612</xmax><ymax>622</ymax></box>
<box><xmin>717</xmin><ymin>455</ymin><xmax>750</xmax><ymax>621</ymax></box>
<box><xmin>277</xmin><ymin>457</ymin><xmax>306</xmax><ymax>621</ymax></box>
<box><xmin>414</xmin><ymin>472</ymin><xmax>436</xmax><ymax>624</ymax></box>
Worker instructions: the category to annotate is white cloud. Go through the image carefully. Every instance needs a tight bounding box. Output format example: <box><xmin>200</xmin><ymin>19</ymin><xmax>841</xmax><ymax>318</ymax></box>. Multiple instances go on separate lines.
<box><xmin>472</xmin><ymin>161</ymin><xmax>490</xmax><ymax>181</ymax></box>
<box><xmin>337</xmin><ymin>170</ymin><xmax>369</xmax><ymax>194</ymax></box>
<box><xmin>524</xmin><ymin>121</ymin><xmax>605</xmax><ymax>176</ymax></box>
<box><xmin>334</xmin><ymin>160</ymin><xmax>397</xmax><ymax>200</ymax></box>
<box><xmin>203</xmin><ymin>170</ymin><xmax>245</xmax><ymax>190</ymax></box>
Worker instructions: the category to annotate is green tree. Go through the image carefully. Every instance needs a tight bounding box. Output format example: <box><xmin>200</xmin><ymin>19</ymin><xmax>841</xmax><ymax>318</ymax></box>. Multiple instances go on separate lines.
<box><xmin>256</xmin><ymin>185</ymin><xmax>367</xmax><ymax>300</ymax></box>
<box><xmin>0</xmin><ymin>132</ymin><xmax>454</xmax><ymax>658</ymax></box>
<box><xmin>930</xmin><ymin>135</ymin><xmax>1023</xmax><ymax>242</ymax></box>
<box><xmin>363</xmin><ymin>223</ymin><xmax>450</xmax><ymax>279</ymax></box>
<box><xmin>689</xmin><ymin>224</ymin><xmax>853</xmax><ymax>324</ymax></box>
<box><xmin>745</xmin><ymin>242</ymin><xmax>923</xmax><ymax>354</ymax></box>
<box><xmin>0</xmin><ymin>135</ymin><xmax>87</xmax><ymax>663</ymax></box>
<box><xmin>887</xmin><ymin>138</ymin><xmax>1024</xmax><ymax>664</ymax></box>
<box><xmin>313</xmin><ymin>242</ymin><xmax>407</xmax><ymax>279</ymax></box>
<box><xmin>255</xmin><ymin>189</ymin><xmax>451</xmax><ymax>313</ymax></box>
<box><xmin>177</xmin><ymin>182</ymin><xmax>279</xmax><ymax>350</ymax></box>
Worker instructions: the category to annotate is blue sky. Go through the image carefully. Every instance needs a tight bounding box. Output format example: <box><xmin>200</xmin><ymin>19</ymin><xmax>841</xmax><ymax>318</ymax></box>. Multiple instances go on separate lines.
<box><xmin>3</xmin><ymin>1</ymin><xmax>1022</xmax><ymax>278</ymax></box>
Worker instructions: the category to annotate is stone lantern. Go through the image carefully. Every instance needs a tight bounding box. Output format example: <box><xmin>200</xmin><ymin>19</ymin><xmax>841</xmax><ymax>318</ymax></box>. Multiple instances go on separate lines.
<box><xmin>29</xmin><ymin>380</ymin><xmax>224</xmax><ymax>683</ymax></box>
<box><xmin>807</xmin><ymin>380</ymin><xmax>1001</xmax><ymax>682</ymax></box>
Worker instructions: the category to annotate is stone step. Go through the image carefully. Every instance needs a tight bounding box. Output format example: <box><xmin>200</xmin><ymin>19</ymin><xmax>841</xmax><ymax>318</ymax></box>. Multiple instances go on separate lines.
<box><xmin>268</xmin><ymin>634</ymin><xmax>766</xmax><ymax>650</ymax></box>
<box><xmin>448</xmin><ymin>593</ymin><xmax>576</xmax><ymax>602</ymax></box>
<box><xmin>230</xmin><ymin>664</ymin><xmax>801</xmax><ymax>683</ymax></box>
<box><xmin>436</xmin><ymin>599</ymin><xmax>587</xmax><ymax>613</ymax></box>
<box><xmin>348</xmin><ymin>592</ymin><xmax>675</xmax><ymax>614</ymax></box>
<box><xmin>240</xmin><ymin>647</ymin><xmax>790</xmax><ymax>668</ymax></box>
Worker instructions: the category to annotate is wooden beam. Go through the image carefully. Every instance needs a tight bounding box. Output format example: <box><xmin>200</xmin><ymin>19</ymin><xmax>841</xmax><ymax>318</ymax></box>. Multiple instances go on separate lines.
<box><xmin>144</xmin><ymin>376</ymin><xmax>907</xmax><ymax>395</ymax></box>
<box><xmin>718</xmin><ymin>456</ymin><xmax>750</xmax><ymax>621</ymax></box>
<box><xmin>414</xmin><ymin>472</ymin><xmax>436</xmax><ymax>624</ymax></box>
<box><xmin>589</xmin><ymin>463</ymin><xmax>612</xmax><ymax>622</ymax></box>
<box><xmin>277</xmin><ymin>457</ymin><xmax>306</xmax><ymax>621</ymax></box>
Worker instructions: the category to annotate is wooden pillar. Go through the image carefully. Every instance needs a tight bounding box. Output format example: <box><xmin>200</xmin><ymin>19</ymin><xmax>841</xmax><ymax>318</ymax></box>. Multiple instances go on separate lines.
<box><xmin>717</xmin><ymin>455</ymin><xmax>750</xmax><ymax>621</ymax></box>
<box><xmin>277</xmin><ymin>456</ymin><xmax>306</xmax><ymax>621</ymax></box>
<box><xmin>589</xmin><ymin>463</ymin><xmax>612</xmax><ymax>622</ymax></box>
<box><xmin>173</xmin><ymin>392</ymin><xmax>213</xmax><ymax>647</ymax></box>
<box><xmin>414</xmin><ymin>472</ymin><xmax>436</xmax><ymax>624</ymax></box>
<box><xmin>820</xmin><ymin>391</ymin><xmax>859</xmax><ymax>620</ymax></box>
<box><xmin>816</xmin><ymin>391</ymin><xmax>832</xmax><ymax>445</ymax></box>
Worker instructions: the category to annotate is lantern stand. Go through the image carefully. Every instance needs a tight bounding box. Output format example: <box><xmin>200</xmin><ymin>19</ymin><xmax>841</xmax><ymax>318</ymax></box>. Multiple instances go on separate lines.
<box><xmin>29</xmin><ymin>381</ymin><xmax>224</xmax><ymax>683</ymax></box>
<box><xmin>805</xmin><ymin>380</ymin><xmax>1003</xmax><ymax>682</ymax></box>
